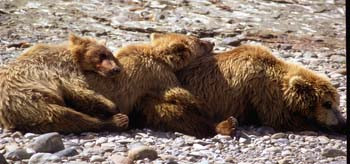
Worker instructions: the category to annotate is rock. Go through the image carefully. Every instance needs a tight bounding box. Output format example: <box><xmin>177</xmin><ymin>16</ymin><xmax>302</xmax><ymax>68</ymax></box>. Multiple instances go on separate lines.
<box><xmin>278</xmin><ymin>44</ymin><xmax>292</xmax><ymax>50</ymax></box>
<box><xmin>192</xmin><ymin>144</ymin><xmax>207</xmax><ymax>150</ymax></box>
<box><xmin>54</xmin><ymin>147</ymin><xmax>78</xmax><ymax>157</ymax></box>
<box><xmin>96</xmin><ymin>137</ymin><xmax>107</xmax><ymax>145</ymax></box>
<box><xmin>334</xmin><ymin>69</ymin><xmax>346</xmax><ymax>75</ymax></box>
<box><xmin>4</xmin><ymin>143</ymin><xmax>20</xmax><ymax>153</ymax></box>
<box><xmin>29</xmin><ymin>132</ymin><xmax>64</xmax><ymax>153</ymax></box>
<box><xmin>101</xmin><ymin>143</ymin><xmax>115</xmax><ymax>152</ymax></box>
<box><xmin>317</xmin><ymin>136</ymin><xmax>330</xmax><ymax>144</ymax></box>
<box><xmin>110</xmin><ymin>154</ymin><xmax>133</xmax><ymax>164</ymax></box>
<box><xmin>0</xmin><ymin>153</ymin><xmax>8</xmax><ymax>164</ymax></box>
<box><xmin>263</xmin><ymin>147</ymin><xmax>281</xmax><ymax>153</ymax></box>
<box><xmin>238</xmin><ymin>137</ymin><xmax>250</xmax><ymax>144</ymax></box>
<box><xmin>330</xmin><ymin>54</ymin><xmax>346</xmax><ymax>63</ymax></box>
<box><xmin>271</xmin><ymin>133</ymin><xmax>287</xmax><ymax>139</ymax></box>
<box><xmin>10</xmin><ymin>131</ymin><xmax>23</xmax><ymax>138</ymax></box>
<box><xmin>28</xmin><ymin>153</ymin><xmax>60</xmax><ymax>164</ymax></box>
<box><xmin>90</xmin><ymin>155</ymin><xmax>105</xmax><ymax>162</ymax></box>
<box><xmin>6</xmin><ymin>148</ymin><xmax>33</xmax><ymax>160</ymax></box>
<box><xmin>222</xmin><ymin>37</ymin><xmax>244</xmax><ymax>46</ymax></box>
<box><xmin>329</xmin><ymin>160</ymin><xmax>347</xmax><ymax>164</ymax></box>
<box><xmin>225</xmin><ymin>156</ymin><xmax>236</xmax><ymax>163</ymax></box>
<box><xmin>322</xmin><ymin>149</ymin><xmax>346</xmax><ymax>158</ymax></box>
<box><xmin>278</xmin><ymin>158</ymin><xmax>291</xmax><ymax>164</ymax></box>
<box><xmin>281</xmin><ymin>150</ymin><xmax>292</xmax><ymax>156</ymax></box>
<box><xmin>24</xmin><ymin>133</ymin><xmax>38</xmax><ymax>140</ymax></box>
<box><xmin>303</xmin><ymin>52</ymin><xmax>317</xmax><ymax>58</ymax></box>
<box><xmin>128</xmin><ymin>145</ymin><xmax>158</xmax><ymax>160</ymax></box>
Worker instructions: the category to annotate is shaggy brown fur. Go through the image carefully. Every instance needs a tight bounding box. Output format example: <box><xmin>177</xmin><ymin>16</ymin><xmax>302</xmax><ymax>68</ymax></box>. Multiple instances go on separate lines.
<box><xmin>0</xmin><ymin>34</ymin><xmax>128</xmax><ymax>134</ymax></box>
<box><xmin>176</xmin><ymin>44</ymin><xmax>346</xmax><ymax>134</ymax></box>
<box><xmin>106</xmin><ymin>33</ymin><xmax>225</xmax><ymax>138</ymax></box>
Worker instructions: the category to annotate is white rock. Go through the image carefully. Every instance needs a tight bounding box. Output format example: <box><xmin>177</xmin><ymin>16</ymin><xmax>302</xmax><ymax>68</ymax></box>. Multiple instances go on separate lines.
<box><xmin>28</xmin><ymin>153</ymin><xmax>60</xmax><ymax>164</ymax></box>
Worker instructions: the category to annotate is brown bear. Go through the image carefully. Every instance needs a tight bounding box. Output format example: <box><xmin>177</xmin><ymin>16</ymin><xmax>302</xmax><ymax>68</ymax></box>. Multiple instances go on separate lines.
<box><xmin>174</xmin><ymin>43</ymin><xmax>346</xmax><ymax>134</ymax></box>
<box><xmin>103</xmin><ymin>33</ymin><xmax>227</xmax><ymax>138</ymax></box>
<box><xmin>0</xmin><ymin>34</ymin><xmax>128</xmax><ymax>134</ymax></box>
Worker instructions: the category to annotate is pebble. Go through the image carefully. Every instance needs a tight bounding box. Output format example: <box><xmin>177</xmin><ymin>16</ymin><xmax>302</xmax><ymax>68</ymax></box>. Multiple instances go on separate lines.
<box><xmin>54</xmin><ymin>147</ymin><xmax>79</xmax><ymax>157</ymax></box>
<box><xmin>278</xmin><ymin>158</ymin><xmax>291</xmax><ymax>164</ymax></box>
<box><xmin>271</xmin><ymin>133</ymin><xmax>287</xmax><ymax>139</ymax></box>
<box><xmin>192</xmin><ymin>144</ymin><xmax>207</xmax><ymax>150</ymax></box>
<box><xmin>317</xmin><ymin>136</ymin><xmax>330</xmax><ymax>144</ymax></box>
<box><xmin>263</xmin><ymin>147</ymin><xmax>281</xmax><ymax>153</ymax></box>
<box><xmin>90</xmin><ymin>155</ymin><xmax>105</xmax><ymax>162</ymax></box>
<box><xmin>238</xmin><ymin>137</ymin><xmax>250</xmax><ymax>144</ymax></box>
<box><xmin>6</xmin><ymin>148</ymin><xmax>33</xmax><ymax>160</ymax></box>
<box><xmin>281</xmin><ymin>150</ymin><xmax>292</xmax><ymax>156</ymax></box>
<box><xmin>0</xmin><ymin>0</ymin><xmax>347</xmax><ymax>164</ymax></box>
<box><xmin>110</xmin><ymin>154</ymin><xmax>133</xmax><ymax>164</ymax></box>
<box><xmin>330</xmin><ymin>54</ymin><xmax>346</xmax><ymax>63</ymax></box>
<box><xmin>29</xmin><ymin>132</ymin><xmax>64</xmax><ymax>153</ymax></box>
<box><xmin>128</xmin><ymin>145</ymin><xmax>158</xmax><ymax>161</ymax></box>
<box><xmin>28</xmin><ymin>153</ymin><xmax>60</xmax><ymax>164</ymax></box>
<box><xmin>0</xmin><ymin>153</ymin><xmax>8</xmax><ymax>164</ymax></box>
<box><xmin>24</xmin><ymin>133</ymin><xmax>38</xmax><ymax>140</ymax></box>
<box><xmin>96</xmin><ymin>137</ymin><xmax>107</xmax><ymax>145</ymax></box>
<box><xmin>322</xmin><ymin>149</ymin><xmax>346</xmax><ymax>158</ymax></box>
<box><xmin>334</xmin><ymin>69</ymin><xmax>346</xmax><ymax>75</ymax></box>
<box><xmin>5</xmin><ymin>143</ymin><xmax>20</xmax><ymax>153</ymax></box>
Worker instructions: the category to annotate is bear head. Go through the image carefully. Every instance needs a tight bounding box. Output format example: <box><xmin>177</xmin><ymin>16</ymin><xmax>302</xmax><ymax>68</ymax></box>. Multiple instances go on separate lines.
<box><xmin>283</xmin><ymin>65</ymin><xmax>346</xmax><ymax>134</ymax></box>
<box><xmin>69</xmin><ymin>34</ymin><xmax>122</xmax><ymax>77</ymax></box>
<box><xmin>150</xmin><ymin>33</ymin><xmax>214</xmax><ymax>71</ymax></box>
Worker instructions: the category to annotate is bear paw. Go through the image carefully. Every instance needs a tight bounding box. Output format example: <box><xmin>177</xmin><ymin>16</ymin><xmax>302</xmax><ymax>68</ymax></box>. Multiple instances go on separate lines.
<box><xmin>111</xmin><ymin>113</ymin><xmax>129</xmax><ymax>130</ymax></box>
<box><xmin>215</xmin><ymin>116</ymin><xmax>238</xmax><ymax>136</ymax></box>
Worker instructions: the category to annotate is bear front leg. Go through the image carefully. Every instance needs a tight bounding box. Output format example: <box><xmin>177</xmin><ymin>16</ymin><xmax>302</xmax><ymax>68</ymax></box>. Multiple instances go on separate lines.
<box><xmin>60</xmin><ymin>81</ymin><xmax>118</xmax><ymax>116</ymax></box>
<box><xmin>13</xmin><ymin>104</ymin><xmax>128</xmax><ymax>134</ymax></box>
<box><xmin>133</xmin><ymin>87</ymin><xmax>217</xmax><ymax>138</ymax></box>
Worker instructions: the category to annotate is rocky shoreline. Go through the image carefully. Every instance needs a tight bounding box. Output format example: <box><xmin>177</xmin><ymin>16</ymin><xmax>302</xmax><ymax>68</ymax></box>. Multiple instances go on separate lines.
<box><xmin>0</xmin><ymin>0</ymin><xmax>346</xmax><ymax>163</ymax></box>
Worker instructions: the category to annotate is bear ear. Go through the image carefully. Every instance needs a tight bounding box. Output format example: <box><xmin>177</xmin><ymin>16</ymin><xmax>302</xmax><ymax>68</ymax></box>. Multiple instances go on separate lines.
<box><xmin>168</xmin><ymin>43</ymin><xmax>187</xmax><ymax>55</ymax></box>
<box><xmin>150</xmin><ymin>33</ymin><xmax>165</xmax><ymax>41</ymax></box>
<box><xmin>288</xmin><ymin>76</ymin><xmax>313</xmax><ymax>92</ymax></box>
<box><xmin>69</xmin><ymin>33</ymin><xmax>85</xmax><ymax>45</ymax></box>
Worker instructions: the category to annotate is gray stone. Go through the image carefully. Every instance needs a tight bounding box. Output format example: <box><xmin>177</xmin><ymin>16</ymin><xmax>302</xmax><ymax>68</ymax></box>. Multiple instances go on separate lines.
<box><xmin>0</xmin><ymin>153</ymin><xmax>8</xmax><ymax>164</ymax></box>
<box><xmin>28</xmin><ymin>153</ymin><xmax>60</xmax><ymax>164</ymax></box>
<box><xmin>54</xmin><ymin>147</ymin><xmax>78</xmax><ymax>157</ymax></box>
<box><xmin>222</xmin><ymin>37</ymin><xmax>244</xmax><ymax>46</ymax></box>
<box><xmin>263</xmin><ymin>147</ymin><xmax>281</xmax><ymax>153</ymax></box>
<box><xmin>330</xmin><ymin>54</ymin><xmax>346</xmax><ymax>63</ymax></box>
<box><xmin>4</xmin><ymin>143</ymin><xmax>19</xmax><ymax>153</ymax></box>
<box><xmin>29</xmin><ymin>132</ymin><xmax>64</xmax><ymax>153</ymax></box>
<box><xmin>278</xmin><ymin>159</ymin><xmax>291</xmax><ymax>164</ymax></box>
<box><xmin>24</xmin><ymin>133</ymin><xmax>38</xmax><ymax>140</ymax></box>
<box><xmin>317</xmin><ymin>136</ymin><xmax>330</xmax><ymax>144</ymax></box>
<box><xmin>329</xmin><ymin>160</ymin><xmax>347</xmax><ymax>164</ymax></box>
<box><xmin>303</xmin><ymin>52</ymin><xmax>317</xmax><ymax>58</ymax></box>
<box><xmin>128</xmin><ymin>145</ymin><xmax>158</xmax><ymax>160</ymax></box>
<box><xmin>271</xmin><ymin>133</ymin><xmax>287</xmax><ymax>139</ymax></box>
<box><xmin>110</xmin><ymin>154</ymin><xmax>133</xmax><ymax>164</ymax></box>
<box><xmin>322</xmin><ymin>149</ymin><xmax>346</xmax><ymax>158</ymax></box>
<box><xmin>6</xmin><ymin>148</ymin><xmax>33</xmax><ymax>160</ymax></box>
<box><xmin>90</xmin><ymin>155</ymin><xmax>104</xmax><ymax>162</ymax></box>
<box><xmin>192</xmin><ymin>144</ymin><xmax>207</xmax><ymax>150</ymax></box>
<box><xmin>238</xmin><ymin>137</ymin><xmax>250</xmax><ymax>144</ymax></box>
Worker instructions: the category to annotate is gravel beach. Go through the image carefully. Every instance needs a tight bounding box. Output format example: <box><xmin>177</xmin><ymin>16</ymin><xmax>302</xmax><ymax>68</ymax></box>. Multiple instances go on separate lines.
<box><xmin>0</xmin><ymin>0</ymin><xmax>346</xmax><ymax>163</ymax></box>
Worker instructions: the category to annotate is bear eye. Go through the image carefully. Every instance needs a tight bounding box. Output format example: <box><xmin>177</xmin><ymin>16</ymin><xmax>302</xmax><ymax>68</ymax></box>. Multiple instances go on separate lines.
<box><xmin>322</xmin><ymin>101</ymin><xmax>332</xmax><ymax>109</ymax></box>
<box><xmin>99</xmin><ymin>53</ymin><xmax>107</xmax><ymax>60</ymax></box>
